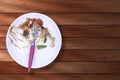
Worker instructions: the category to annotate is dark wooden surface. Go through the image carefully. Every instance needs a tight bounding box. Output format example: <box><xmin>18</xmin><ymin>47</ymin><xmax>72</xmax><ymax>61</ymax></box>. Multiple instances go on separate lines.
<box><xmin>0</xmin><ymin>0</ymin><xmax>120</xmax><ymax>80</ymax></box>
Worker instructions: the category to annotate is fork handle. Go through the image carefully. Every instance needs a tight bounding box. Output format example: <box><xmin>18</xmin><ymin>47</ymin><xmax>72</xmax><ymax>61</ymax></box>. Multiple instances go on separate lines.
<box><xmin>28</xmin><ymin>44</ymin><xmax>35</xmax><ymax>72</ymax></box>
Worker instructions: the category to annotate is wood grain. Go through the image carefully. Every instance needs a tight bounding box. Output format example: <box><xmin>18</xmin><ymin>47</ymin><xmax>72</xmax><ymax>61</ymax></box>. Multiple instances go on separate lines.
<box><xmin>0</xmin><ymin>73</ymin><xmax>80</xmax><ymax>80</ymax></box>
<box><xmin>0</xmin><ymin>62</ymin><xmax>120</xmax><ymax>73</ymax></box>
<box><xmin>63</xmin><ymin>38</ymin><xmax>120</xmax><ymax>49</ymax></box>
<box><xmin>1</xmin><ymin>13</ymin><xmax>120</xmax><ymax>25</ymax></box>
<box><xmin>1</xmin><ymin>49</ymin><xmax>120</xmax><ymax>62</ymax></box>
<box><xmin>61</xmin><ymin>25</ymin><xmax>120</xmax><ymax>38</ymax></box>
<box><xmin>0</xmin><ymin>0</ymin><xmax>80</xmax><ymax>12</ymax></box>
<box><xmin>58</xmin><ymin>49</ymin><xmax>120</xmax><ymax>61</ymax></box>
<box><xmin>1</xmin><ymin>73</ymin><xmax>120</xmax><ymax>80</ymax></box>
<box><xmin>0</xmin><ymin>0</ymin><xmax>120</xmax><ymax>12</ymax></box>
<box><xmin>0</xmin><ymin>25</ymin><xmax>8</xmax><ymax>37</ymax></box>
<box><xmin>2</xmin><ymin>38</ymin><xmax>120</xmax><ymax>49</ymax></box>
<box><xmin>0</xmin><ymin>50</ymin><xmax>12</xmax><ymax>61</ymax></box>
<box><xmin>1</xmin><ymin>25</ymin><xmax>120</xmax><ymax>38</ymax></box>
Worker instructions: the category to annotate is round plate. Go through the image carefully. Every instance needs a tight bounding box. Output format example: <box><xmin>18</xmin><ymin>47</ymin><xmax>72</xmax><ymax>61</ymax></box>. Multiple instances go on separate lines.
<box><xmin>6</xmin><ymin>13</ymin><xmax>62</xmax><ymax>68</ymax></box>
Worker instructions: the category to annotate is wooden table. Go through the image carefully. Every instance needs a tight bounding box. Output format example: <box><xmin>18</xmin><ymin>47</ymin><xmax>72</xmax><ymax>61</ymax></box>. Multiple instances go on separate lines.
<box><xmin>0</xmin><ymin>0</ymin><xmax>120</xmax><ymax>80</ymax></box>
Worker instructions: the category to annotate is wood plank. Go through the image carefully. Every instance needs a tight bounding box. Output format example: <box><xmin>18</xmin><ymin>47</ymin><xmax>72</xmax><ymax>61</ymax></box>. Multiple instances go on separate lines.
<box><xmin>58</xmin><ymin>49</ymin><xmax>120</xmax><ymax>61</ymax></box>
<box><xmin>0</xmin><ymin>38</ymin><xmax>6</xmax><ymax>49</ymax></box>
<box><xmin>0</xmin><ymin>73</ymin><xmax>120</xmax><ymax>80</ymax></box>
<box><xmin>0</xmin><ymin>0</ymin><xmax>80</xmax><ymax>12</ymax></box>
<box><xmin>0</xmin><ymin>73</ymin><xmax>80</xmax><ymax>80</ymax></box>
<box><xmin>60</xmin><ymin>25</ymin><xmax>120</xmax><ymax>38</ymax></box>
<box><xmin>2</xmin><ymin>25</ymin><xmax>120</xmax><ymax>38</ymax></box>
<box><xmin>0</xmin><ymin>0</ymin><xmax>120</xmax><ymax>12</ymax></box>
<box><xmin>1</xmin><ymin>13</ymin><xmax>120</xmax><ymax>25</ymax></box>
<box><xmin>0</xmin><ymin>62</ymin><xmax>120</xmax><ymax>73</ymax></box>
<box><xmin>0</xmin><ymin>50</ymin><xmax>12</xmax><ymax>61</ymax></box>
<box><xmin>1</xmin><ymin>49</ymin><xmax>120</xmax><ymax>62</ymax></box>
<box><xmin>2</xmin><ymin>38</ymin><xmax>120</xmax><ymax>49</ymax></box>
<box><xmin>0</xmin><ymin>25</ymin><xmax>8</xmax><ymax>37</ymax></box>
<box><xmin>63</xmin><ymin>38</ymin><xmax>120</xmax><ymax>49</ymax></box>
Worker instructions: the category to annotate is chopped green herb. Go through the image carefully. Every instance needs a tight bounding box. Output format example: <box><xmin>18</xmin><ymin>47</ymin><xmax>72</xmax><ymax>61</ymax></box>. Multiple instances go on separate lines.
<box><xmin>44</xmin><ymin>34</ymin><xmax>47</xmax><ymax>43</ymax></box>
<box><xmin>37</xmin><ymin>45</ymin><xmax>47</xmax><ymax>49</ymax></box>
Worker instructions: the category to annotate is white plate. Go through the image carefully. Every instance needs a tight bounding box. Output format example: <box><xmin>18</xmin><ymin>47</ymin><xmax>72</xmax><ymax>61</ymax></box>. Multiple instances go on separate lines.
<box><xmin>6</xmin><ymin>13</ymin><xmax>62</xmax><ymax>68</ymax></box>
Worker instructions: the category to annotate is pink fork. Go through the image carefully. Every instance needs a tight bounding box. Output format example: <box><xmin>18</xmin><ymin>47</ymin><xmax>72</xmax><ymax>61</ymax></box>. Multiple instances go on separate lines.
<box><xmin>28</xmin><ymin>42</ymin><xmax>35</xmax><ymax>72</ymax></box>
